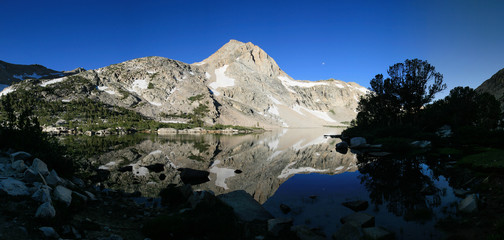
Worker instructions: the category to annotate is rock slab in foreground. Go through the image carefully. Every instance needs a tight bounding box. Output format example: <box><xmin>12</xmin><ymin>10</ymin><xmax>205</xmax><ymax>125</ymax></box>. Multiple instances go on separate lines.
<box><xmin>218</xmin><ymin>190</ymin><xmax>273</xmax><ymax>222</ymax></box>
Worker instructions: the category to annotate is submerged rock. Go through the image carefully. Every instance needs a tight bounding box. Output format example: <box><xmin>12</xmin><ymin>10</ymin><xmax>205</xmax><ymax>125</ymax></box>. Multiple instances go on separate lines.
<box><xmin>268</xmin><ymin>218</ymin><xmax>293</xmax><ymax>236</ymax></box>
<box><xmin>332</xmin><ymin>222</ymin><xmax>362</xmax><ymax>240</ymax></box>
<box><xmin>218</xmin><ymin>190</ymin><xmax>273</xmax><ymax>222</ymax></box>
<box><xmin>342</xmin><ymin>200</ymin><xmax>369</xmax><ymax>212</ymax></box>
<box><xmin>362</xmin><ymin>226</ymin><xmax>394</xmax><ymax>240</ymax></box>
<box><xmin>340</xmin><ymin>212</ymin><xmax>375</xmax><ymax>228</ymax></box>
<box><xmin>280</xmin><ymin>203</ymin><xmax>291</xmax><ymax>214</ymax></box>
<box><xmin>290</xmin><ymin>225</ymin><xmax>326</xmax><ymax>240</ymax></box>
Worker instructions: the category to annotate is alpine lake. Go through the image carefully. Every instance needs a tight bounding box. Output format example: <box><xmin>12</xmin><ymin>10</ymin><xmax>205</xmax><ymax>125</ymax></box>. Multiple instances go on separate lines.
<box><xmin>62</xmin><ymin>127</ymin><xmax>464</xmax><ymax>239</ymax></box>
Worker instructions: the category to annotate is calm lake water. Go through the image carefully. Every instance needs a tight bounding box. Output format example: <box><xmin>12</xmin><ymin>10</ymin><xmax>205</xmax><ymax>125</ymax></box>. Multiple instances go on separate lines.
<box><xmin>64</xmin><ymin>128</ymin><xmax>461</xmax><ymax>239</ymax></box>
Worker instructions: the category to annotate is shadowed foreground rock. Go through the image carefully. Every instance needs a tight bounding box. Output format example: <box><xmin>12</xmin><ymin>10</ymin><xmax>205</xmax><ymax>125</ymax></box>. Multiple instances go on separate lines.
<box><xmin>218</xmin><ymin>190</ymin><xmax>273</xmax><ymax>222</ymax></box>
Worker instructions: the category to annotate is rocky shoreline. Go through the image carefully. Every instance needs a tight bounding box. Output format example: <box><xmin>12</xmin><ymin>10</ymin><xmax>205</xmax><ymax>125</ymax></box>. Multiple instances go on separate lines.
<box><xmin>42</xmin><ymin>125</ymin><xmax>261</xmax><ymax>136</ymax></box>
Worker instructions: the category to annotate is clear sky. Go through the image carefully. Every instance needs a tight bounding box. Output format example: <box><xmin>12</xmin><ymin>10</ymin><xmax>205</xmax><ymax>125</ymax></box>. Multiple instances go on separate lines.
<box><xmin>1</xmin><ymin>0</ymin><xmax>503</xmax><ymax>98</ymax></box>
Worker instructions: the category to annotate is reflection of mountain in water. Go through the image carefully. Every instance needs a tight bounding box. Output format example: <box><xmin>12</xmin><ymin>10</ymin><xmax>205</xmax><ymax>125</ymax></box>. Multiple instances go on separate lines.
<box><xmin>87</xmin><ymin>128</ymin><xmax>357</xmax><ymax>203</ymax></box>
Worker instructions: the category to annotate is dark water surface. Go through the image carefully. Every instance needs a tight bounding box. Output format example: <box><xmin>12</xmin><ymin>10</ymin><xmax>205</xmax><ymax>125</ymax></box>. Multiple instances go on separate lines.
<box><xmin>63</xmin><ymin>128</ymin><xmax>460</xmax><ymax>239</ymax></box>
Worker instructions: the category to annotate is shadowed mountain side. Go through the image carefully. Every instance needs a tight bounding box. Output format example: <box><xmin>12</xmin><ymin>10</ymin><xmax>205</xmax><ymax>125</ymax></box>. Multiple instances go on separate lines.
<box><xmin>476</xmin><ymin>68</ymin><xmax>504</xmax><ymax>110</ymax></box>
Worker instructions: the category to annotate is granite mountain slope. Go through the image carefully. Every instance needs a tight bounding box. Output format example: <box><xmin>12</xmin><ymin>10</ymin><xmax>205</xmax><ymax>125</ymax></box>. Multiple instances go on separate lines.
<box><xmin>476</xmin><ymin>68</ymin><xmax>504</xmax><ymax>110</ymax></box>
<box><xmin>1</xmin><ymin>40</ymin><xmax>368</xmax><ymax>128</ymax></box>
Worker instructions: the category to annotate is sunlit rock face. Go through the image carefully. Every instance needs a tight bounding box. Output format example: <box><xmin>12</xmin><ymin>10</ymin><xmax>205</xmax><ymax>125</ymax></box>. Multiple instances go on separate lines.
<box><xmin>3</xmin><ymin>40</ymin><xmax>368</xmax><ymax>128</ymax></box>
<box><xmin>88</xmin><ymin>128</ymin><xmax>357</xmax><ymax>203</ymax></box>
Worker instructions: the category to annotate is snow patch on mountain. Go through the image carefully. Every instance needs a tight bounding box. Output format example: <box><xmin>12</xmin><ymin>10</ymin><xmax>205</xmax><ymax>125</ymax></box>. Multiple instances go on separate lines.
<box><xmin>40</xmin><ymin>77</ymin><xmax>65</xmax><ymax>87</ymax></box>
<box><xmin>209</xmin><ymin>65</ymin><xmax>235</xmax><ymax>94</ymax></box>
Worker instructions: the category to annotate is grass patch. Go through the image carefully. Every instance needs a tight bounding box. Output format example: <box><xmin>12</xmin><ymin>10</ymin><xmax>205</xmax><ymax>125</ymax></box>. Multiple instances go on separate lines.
<box><xmin>437</xmin><ymin>147</ymin><xmax>463</xmax><ymax>156</ymax></box>
<box><xmin>458</xmin><ymin>148</ymin><xmax>504</xmax><ymax>169</ymax></box>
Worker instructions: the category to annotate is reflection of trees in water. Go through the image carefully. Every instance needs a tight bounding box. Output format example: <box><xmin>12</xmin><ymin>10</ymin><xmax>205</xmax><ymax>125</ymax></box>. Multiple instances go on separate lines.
<box><xmin>357</xmin><ymin>155</ymin><xmax>443</xmax><ymax>222</ymax></box>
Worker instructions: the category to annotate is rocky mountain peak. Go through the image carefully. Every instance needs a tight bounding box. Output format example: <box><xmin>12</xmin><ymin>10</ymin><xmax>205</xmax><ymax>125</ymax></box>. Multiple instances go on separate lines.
<box><xmin>200</xmin><ymin>40</ymin><xmax>283</xmax><ymax>78</ymax></box>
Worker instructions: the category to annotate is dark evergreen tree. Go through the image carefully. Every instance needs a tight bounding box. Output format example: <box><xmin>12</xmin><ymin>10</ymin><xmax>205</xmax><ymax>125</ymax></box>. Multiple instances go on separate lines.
<box><xmin>354</xmin><ymin>59</ymin><xmax>446</xmax><ymax>127</ymax></box>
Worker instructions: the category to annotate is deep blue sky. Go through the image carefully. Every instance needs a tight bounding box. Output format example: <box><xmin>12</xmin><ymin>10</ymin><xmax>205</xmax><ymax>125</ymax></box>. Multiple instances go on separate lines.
<box><xmin>1</xmin><ymin>0</ymin><xmax>503</xmax><ymax>98</ymax></box>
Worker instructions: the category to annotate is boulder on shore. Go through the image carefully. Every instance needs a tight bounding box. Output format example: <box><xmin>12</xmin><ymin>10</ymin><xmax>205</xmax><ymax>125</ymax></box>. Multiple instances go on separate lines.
<box><xmin>158</xmin><ymin>128</ymin><xmax>178</xmax><ymax>135</ymax></box>
<box><xmin>29</xmin><ymin>158</ymin><xmax>50</xmax><ymax>176</ymax></box>
<box><xmin>0</xmin><ymin>177</ymin><xmax>30</xmax><ymax>196</ymax></box>
<box><xmin>35</xmin><ymin>202</ymin><xmax>56</xmax><ymax>218</ymax></box>
<box><xmin>53</xmin><ymin>185</ymin><xmax>73</xmax><ymax>206</ymax></box>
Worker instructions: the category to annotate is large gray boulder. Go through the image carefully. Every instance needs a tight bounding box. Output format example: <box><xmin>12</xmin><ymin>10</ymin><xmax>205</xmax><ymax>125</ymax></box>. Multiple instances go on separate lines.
<box><xmin>29</xmin><ymin>158</ymin><xmax>49</xmax><ymax>176</ymax></box>
<box><xmin>458</xmin><ymin>194</ymin><xmax>478</xmax><ymax>213</ymax></box>
<box><xmin>217</xmin><ymin>190</ymin><xmax>273</xmax><ymax>222</ymax></box>
<box><xmin>35</xmin><ymin>202</ymin><xmax>56</xmax><ymax>218</ymax></box>
<box><xmin>46</xmin><ymin>170</ymin><xmax>63</xmax><ymax>186</ymax></box>
<box><xmin>9</xmin><ymin>151</ymin><xmax>31</xmax><ymax>163</ymax></box>
<box><xmin>0</xmin><ymin>177</ymin><xmax>30</xmax><ymax>196</ymax></box>
<box><xmin>24</xmin><ymin>168</ymin><xmax>43</xmax><ymax>183</ymax></box>
<box><xmin>32</xmin><ymin>185</ymin><xmax>52</xmax><ymax>203</ymax></box>
<box><xmin>53</xmin><ymin>185</ymin><xmax>72</xmax><ymax>206</ymax></box>
<box><xmin>11</xmin><ymin>160</ymin><xmax>27</xmax><ymax>173</ymax></box>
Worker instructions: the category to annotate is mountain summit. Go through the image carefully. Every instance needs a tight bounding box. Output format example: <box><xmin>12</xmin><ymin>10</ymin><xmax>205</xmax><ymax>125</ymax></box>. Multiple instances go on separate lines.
<box><xmin>1</xmin><ymin>40</ymin><xmax>369</xmax><ymax>128</ymax></box>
